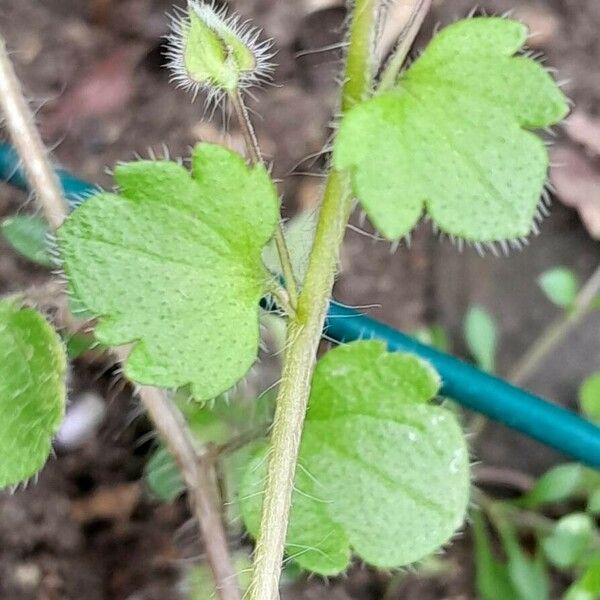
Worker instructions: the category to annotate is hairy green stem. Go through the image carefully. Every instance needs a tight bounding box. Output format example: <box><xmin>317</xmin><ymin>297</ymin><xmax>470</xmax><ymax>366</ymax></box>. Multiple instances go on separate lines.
<box><xmin>342</xmin><ymin>0</ymin><xmax>379</xmax><ymax>110</ymax></box>
<box><xmin>229</xmin><ymin>90</ymin><xmax>299</xmax><ymax>310</ymax></box>
<box><xmin>247</xmin><ymin>2</ymin><xmax>379</xmax><ymax>598</ymax></box>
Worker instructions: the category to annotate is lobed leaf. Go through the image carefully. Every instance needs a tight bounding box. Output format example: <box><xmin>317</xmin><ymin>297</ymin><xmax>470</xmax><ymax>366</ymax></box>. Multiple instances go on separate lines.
<box><xmin>241</xmin><ymin>341</ymin><xmax>470</xmax><ymax>574</ymax></box>
<box><xmin>334</xmin><ymin>17</ymin><xmax>569</xmax><ymax>242</ymax></box>
<box><xmin>0</xmin><ymin>300</ymin><xmax>66</xmax><ymax>488</ymax></box>
<box><xmin>58</xmin><ymin>143</ymin><xmax>278</xmax><ymax>400</ymax></box>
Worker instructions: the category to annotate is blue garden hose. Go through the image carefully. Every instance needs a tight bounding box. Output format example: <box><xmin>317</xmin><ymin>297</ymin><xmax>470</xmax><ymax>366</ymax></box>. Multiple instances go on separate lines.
<box><xmin>0</xmin><ymin>143</ymin><xmax>94</xmax><ymax>207</ymax></box>
<box><xmin>2</xmin><ymin>142</ymin><xmax>599</xmax><ymax>468</ymax></box>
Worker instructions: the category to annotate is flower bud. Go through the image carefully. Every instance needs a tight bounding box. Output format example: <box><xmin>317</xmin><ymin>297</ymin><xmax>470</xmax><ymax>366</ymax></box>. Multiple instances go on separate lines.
<box><xmin>166</xmin><ymin>1</ymin><xmax>274</xmax><ymax>102</ymax></box>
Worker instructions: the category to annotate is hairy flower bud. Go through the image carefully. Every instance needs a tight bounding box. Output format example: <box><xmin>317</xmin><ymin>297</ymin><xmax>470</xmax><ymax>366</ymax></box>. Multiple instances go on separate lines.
<box><xmin>166</xmin><ymin>1</ymin><xmax>274</xmax><ymax>103</ymax></box>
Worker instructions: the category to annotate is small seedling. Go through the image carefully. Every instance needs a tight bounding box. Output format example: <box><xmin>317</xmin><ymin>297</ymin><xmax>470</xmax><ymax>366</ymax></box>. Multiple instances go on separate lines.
<box><xmin>0</xmin><ymin>1</ymin><xmax>572</xmax><ymax>599</ymax></box>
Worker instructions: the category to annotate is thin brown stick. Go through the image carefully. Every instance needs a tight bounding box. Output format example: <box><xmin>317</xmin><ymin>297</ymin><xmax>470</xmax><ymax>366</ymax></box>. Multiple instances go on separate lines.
<box><xmin>0</xmin><ymin>35</ymin><xmax>241</xmax><ymax>600</ymax></box>
<box><xmin>472</xmin><ymin>465</ymin><xmax>535</xmax><ymax>494</ymax></box>
<box><xmin>0</xmin><ymin>38</ymin><xmax>66</xmax><ymax>230</ymax></box>
<box><xmin>127</xmin><ymin>380</ymin><xmax>240</xmax><ymax>600</ymax></box>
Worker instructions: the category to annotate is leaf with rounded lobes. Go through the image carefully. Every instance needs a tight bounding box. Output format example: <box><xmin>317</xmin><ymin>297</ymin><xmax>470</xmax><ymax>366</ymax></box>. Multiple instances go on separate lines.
<box><xmin>240</xmin><ymin>341</ymin><xmax>470</xmax><ymax>575</ymax></box>
<box><xmin>334</xmin><ymin>17</ymin><xmax>569</xmax><ymax>242</ymax></box>
<box><xmin>0</xmin><ymin>300</ymin><xmax>66</xmax><ymax>488</ymax></box>
<box><xmin>58</xmin><ymin>143</ymin><xmax>279</xmax><ymax>400</ymax></box>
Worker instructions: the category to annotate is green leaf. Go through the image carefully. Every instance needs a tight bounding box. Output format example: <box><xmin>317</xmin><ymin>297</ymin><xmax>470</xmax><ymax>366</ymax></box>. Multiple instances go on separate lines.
<box><xmin>262</xmin><ymin>208</ymin><xmax>318</xmax><ymax>286</ymax></box>
<box><xmin>414</xmin><ymin>324</ymin><xmax>450</xmax><ymax>353</ymax></box>
<box><xmin>464</xmin><ymin>306</ymin><xmax>497</xmax><ymax>372</ymax></box>
<box><xmin>497</xmin><ymin>519</ymin><xmax>549</xmax><ymax>600</ymax></box>
<box><xmin>1</xmin><ymin>215</ymin><xmax>53</xmax><ymax>267</ymax></box>
<box><xmin>580</xmin><ymin>373</ymin><xmax>600</xmax><ymax>423</ymax></box>
<box><xmin>0</xmin><ymin>300</ymin><xmax>66</xmax><ymax>488</ymax></box>
<box><xmin>64</xmin><ymin>332</ymin><xmax>97</xmax><ymax>359</ymax></box>
<box><xmin>186</xmin><ymin>552</ymin><xmax>252</xmax><ymax>599</ymax></box>
<box><xmin>58</xmin><ymin>143</ymin><xmax>278</xmax><ymax>400</ymax></box>
<box><xmin>520</xmin><ymin>463</ymin><xmax>585</xmax><ymax>508</ymax></box>
<box><xmin>565</xmin><ymin>559</ymin><xmax>600</xmax><ymax>600</ymax></box>
<box><xmin>538</xmin><ymin>267</ymin><xmax>578</xmax><ymax>308</ymax></box>
<box><xmin>472</xmin><ymin>512</ymin><xmax>517</xmax><ymax>600</ymax></box>
<box><xmin>241</xmin><ymin>341</ymin><xmax>470</xmax><ymax>575</ymax></box>
<box><xmin>144</xmin><ymin>445</ymin><xmax>185</xmax><ymax>502</ymax></box>
<box><xmin>542</xmin><ymin>513</ymin><xmax>595</xmax><ymax>569</ymax></box>
<box><xmin>145</xmin><ymin>392</ymin><xmax>273</xmax><ymax>506</ymax></box>
<box><xmin>334</xmin><ymin>17</ymin><xmax>568</xmax><ymax>242</ymax></box>
<box><xmin>586</xmin><ymin>487</ymin><xmax>600</xmax><ymax>516</ymax></box>
<box><xmin>508</xmin><ymin>547</ymin><xmax>549</xmax><ymax>600</ymax></box>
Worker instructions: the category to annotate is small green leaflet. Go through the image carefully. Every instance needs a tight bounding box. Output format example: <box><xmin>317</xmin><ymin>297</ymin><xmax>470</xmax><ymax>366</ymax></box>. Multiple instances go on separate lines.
<box><xmin>144</xmin><ymin>445</ymin><xmax>185</xmax><ymax>503</ymax></box>
<box><xmin>496</xmin><ymin>518</ymin><xmax>549</xmax><ymax>600</ymax></box>
<box><xmin>58</xmin><ymin>144</ymin><xmax>278</xmax><ymax>400</ymax></box>
<box><xmin>334</xmin><ymin>17</ymin><xmax>569</xmax><ymax>242</ymax></box>
<box><xmin>537</xmin><ymin>266</ymin><xmax>578</xmax><ymax>309</ymax></box>
<box><xmin>464</xmin><ymin>306</ymin><xmax>498</xmax><ymax>373</ymax></box>
<box><xmin>262</xmin><ymin>208</ymin><xmax>318</xmax><ymax>286</ymax></box>
<box><xmin>472</xmin><ymin>512</ymin><xmax>515</xmax><ymax>600</ymax></box>
<box><xmin>565</xmin><ymin>558</ymin><xmax>600</xmax><ymax>600</ymax></box>
<box><xmin>0</xmin><ymin>300</ymin><xmax>66</xmax><ymax>488</ymax></box>
<box><xmin>186</xmin><ymin>553</ymin><xmax>252</xmax><ymax>599</ymax></box>
<box><xmin>241</xmin><ymin>341</ymin><xmax>470</xmax><ymax>575</ymax></box>
<box><xmin>541</xmin><ymin>513</ymin><xmax>595</xmax><ymax>569</ymax></box>
<box><xmin>579</xmin><ymin>373</ymin><xmax>600</xmax><ymax>423</ymax></box>
<box><xmin>520</xmin><ymin>463</ymin><xmax>585</xmax><ymax>508</ymax></box>
<box><xmin>2</xmin><ymin>215</ymin><xmax>53</xmax><ymax>267</ymax></box>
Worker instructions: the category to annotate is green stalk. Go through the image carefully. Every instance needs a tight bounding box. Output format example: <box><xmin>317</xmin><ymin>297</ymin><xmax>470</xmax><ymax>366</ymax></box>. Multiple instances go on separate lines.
<box><xmin>247</xmin><ymin>2</ymin><xmax>379</xmax><ymax>598</ymax></box>
<box><xmin>229</xmin><ymin>90</ymin><xmax>299</xmax><ymax>310</ymax></box>
<box><xmin>377</xmin><ymin>0</ymin><xmax>431</xmax><ymax>93</ymax></box>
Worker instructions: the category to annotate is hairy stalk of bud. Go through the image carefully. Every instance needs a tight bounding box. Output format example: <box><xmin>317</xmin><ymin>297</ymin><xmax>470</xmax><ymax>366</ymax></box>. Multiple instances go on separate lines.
<box><xmin>166</xmin><ymin>1</ymin><xmax>274</xmax><ymax>104</ymax></box>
